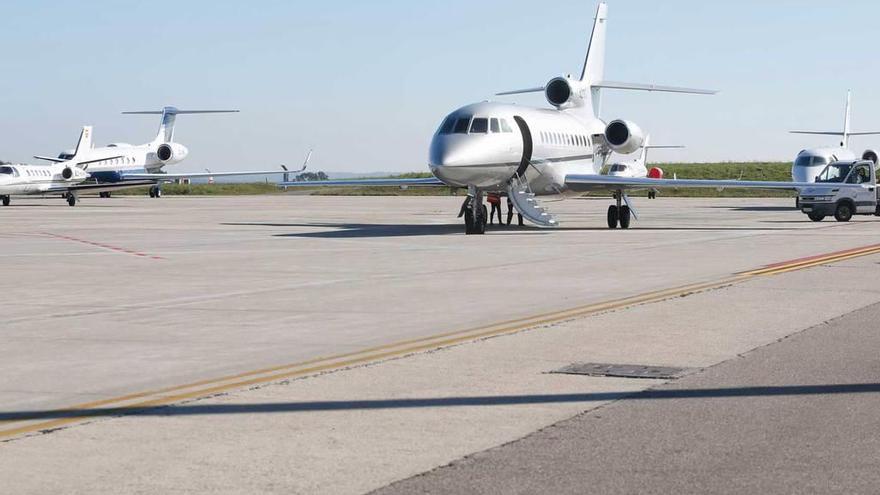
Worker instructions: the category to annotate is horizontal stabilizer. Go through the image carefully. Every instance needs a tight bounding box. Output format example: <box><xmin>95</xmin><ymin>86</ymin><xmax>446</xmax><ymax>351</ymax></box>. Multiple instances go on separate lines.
<box><xmin>593</xmin><ymin>81</ymin><xmax>717</xmax><ymax>95</ymax></box>
<box><xmin>33</xmin><ymin>155</ymin><xmax>65</xmax><ymax>163</ymax></box>
<box><xmin>122</xmin><ymin>109</ymin><xmax>240</xmax><ymax>115</ymax></box>
<box><xmin>496</xmin><ymin>87</ymin><xmax>546</xmax><ymax>96</ymax></box>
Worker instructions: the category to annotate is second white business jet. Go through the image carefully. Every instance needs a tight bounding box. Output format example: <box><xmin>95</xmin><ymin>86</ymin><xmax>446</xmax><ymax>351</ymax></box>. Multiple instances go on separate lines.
<box><xmin>283</xmin><ymin>2</ymin><xmax>848</xmax><ymax>234</ymax></box>
<box><xmin>0</xmin><ymin>128</ymin><xmax>155</xmax><ymax>206</ymax></box>
<box><xmin>790</xmin><ymin>91</ymin><xmax>879</xmax><ymax>184</ymax></box>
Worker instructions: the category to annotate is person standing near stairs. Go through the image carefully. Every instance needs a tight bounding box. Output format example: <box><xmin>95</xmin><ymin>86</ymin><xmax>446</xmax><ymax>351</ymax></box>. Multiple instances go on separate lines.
<box><xmin>507</xmin><ymin>197</ymin><xmax>523</xmax><ymax>226</ymax></box>
<box><xmin>487</xmin><ymin>193</ymin><xmax>503</xmax><ymax>225</ymax></box>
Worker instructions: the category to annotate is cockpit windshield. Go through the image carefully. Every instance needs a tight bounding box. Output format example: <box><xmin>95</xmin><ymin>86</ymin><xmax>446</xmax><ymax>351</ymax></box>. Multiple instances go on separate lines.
<box><xmin>609</xmin><ymin>164</ymin><xmax>627</xmax><ymax>173</ymax></box>
<box><xmin>795</xmin><ymin>155</ymin><xmax>827</xmax><ymax>168</ymax></box>
<box><xmin>815</xmin><ymin>162</ymin><xmax>853</xmax><ymax>183</ymax></box>
<box><xmin>0</xmin><ymin>166</ymin><xmax>18</xmax><ymax>176</ymax></box>
<box><xmin>439</xmin><ymin>115</ymin><xmax>515</xmax><ymax>135</ymax></box>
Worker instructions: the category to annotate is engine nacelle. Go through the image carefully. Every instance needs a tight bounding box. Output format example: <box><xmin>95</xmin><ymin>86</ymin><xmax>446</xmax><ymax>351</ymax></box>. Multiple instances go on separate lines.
<box><xmin>862</xmin><ymin>149</ymin><xmax>878</xmax><ymax>166</ymax></box>
<box><xmin>648</xmin><ymin>167</ymin><xmax>664</xmax><ymax>179</ymax></box>
<box><xmin>604</xmin><ymin>120</ymin><xmax>646</xmax><ymax>155</ymax></box>
<box><xmin>61</xmin><ymin>166</ymin><xmax>87</xmax><ymax>181</ymax></box>
<box><xmin>157</xmin><ymin>143</ymin><xmax>189</xmax><ymax>163</ymax></box>
<box><xmin>544</xmin><ymin>76</ymin><xmax>587</xmax><ymax>110</ymax></box>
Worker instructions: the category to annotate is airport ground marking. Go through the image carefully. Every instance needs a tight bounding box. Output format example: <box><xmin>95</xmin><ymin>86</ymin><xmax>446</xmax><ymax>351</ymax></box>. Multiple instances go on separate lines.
<box><xmin>41</xmin><ymin>232</ymin><xmax>164</xmax><ymax>260</ymax></box>
<box><xmin>4</xmin><ymin>243</ymin><xmax>880</xmax><ymax>440</ymax></box>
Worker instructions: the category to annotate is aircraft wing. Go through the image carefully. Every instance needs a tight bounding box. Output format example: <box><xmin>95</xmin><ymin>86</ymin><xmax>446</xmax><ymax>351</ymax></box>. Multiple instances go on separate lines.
<box><xmin>120</xmin><ymin>169</ymin><xmax>295</xmax><ymax>181</ymax></box>
<box><xmin>278</xmin><ymin>177</ymin><xmax>446</xmax><ymax>187</ymax></box>
<box><xmin>563</xmin><ymin>175</ymin><xmax>842</xmax><ymax>192</ymax></box>
<box><xmin>46</xmin><ymin>180</ymin><xmax>158</xmax><ymax>194</ymax></box>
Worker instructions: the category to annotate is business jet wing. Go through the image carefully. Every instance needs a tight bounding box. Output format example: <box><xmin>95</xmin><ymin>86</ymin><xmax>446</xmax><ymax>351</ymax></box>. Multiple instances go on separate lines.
<box><xmin>564</xmin><ymin>175</ymin><xmax>841</xmax><ymax>192</ymax></box>
<box><xmin>121</xmin><ymin>168</ymin><xmax>296</xmax><ymax>181</ymax></box>
<box><xmin>46</xmin><ymin>180</ymin><xmax>158</xmax><ymax>194</ymax></box>
<box><xmin>279</xmin><ymin>177</ymin><xmax>445</xmax><ymax>187</ymax></box>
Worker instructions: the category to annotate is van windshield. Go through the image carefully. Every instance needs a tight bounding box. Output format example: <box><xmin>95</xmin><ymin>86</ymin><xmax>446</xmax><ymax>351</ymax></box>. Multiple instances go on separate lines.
<box><xmin>815</xmin><ymin>163</ymin><xmax>853</xmax><ymax>183</ymax></box>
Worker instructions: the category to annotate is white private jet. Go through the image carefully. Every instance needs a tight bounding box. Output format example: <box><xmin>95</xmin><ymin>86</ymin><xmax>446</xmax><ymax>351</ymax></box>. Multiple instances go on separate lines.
<box><xmin>790</xmin><ymin>91</ymin><xmax>879</xmax><ymax>184</ymax></box>
<box><xmin>35</xmin><ymin>107</ymin><xmax>296</xmax><ymax>198</ymax></box>
<box><xmin>605</xmin><ymin>136</ymin><xmax>682</xmax><ymax>200</ymax></box>
<box><xmin>0</xmin><ymin>128</ymin><xmax>155</xmax><ymax>206</ymax></box>
<box><xmin>282</xmin><ymin>2</ymin><xmax>851</xmax><ymax>234</ymax></box>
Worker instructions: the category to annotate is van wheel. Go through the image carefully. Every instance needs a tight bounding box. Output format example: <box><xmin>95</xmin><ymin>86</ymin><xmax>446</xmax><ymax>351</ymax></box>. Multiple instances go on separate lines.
<box><xmin>834</xmin><ymin>203</ymin><xmax>853</xmax><ymax>222</ymax></box>
<box><xmin>808</xmin><ymin>212</ymin><xmax>825</xmax><ymax>222</ymax></box>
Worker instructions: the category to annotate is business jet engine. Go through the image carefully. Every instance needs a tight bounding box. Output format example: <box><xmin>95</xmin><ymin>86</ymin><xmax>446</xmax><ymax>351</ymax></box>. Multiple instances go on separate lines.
<box><xmin>604</xmin><ymin>120</ymin><xmax>646</xmax><ymax>155</ymax></box>
<box><xmin>61</xmin><ymin>166</ymin><xmax>88</xmax><ymax>181</ymax></box>
<box><xmin>156</xmin><ymin>143</ymin><xmax>189</xmax><ymax>163</ymax></box>
<box><xmin>862</xmin><ymin>150</ymin><xmax>878</xmax><ymax>166</ymax></box>
<box><xmin>545</xmin><ymin>77</ymin><xmax>587</xmax><ymax>110</ymax></box>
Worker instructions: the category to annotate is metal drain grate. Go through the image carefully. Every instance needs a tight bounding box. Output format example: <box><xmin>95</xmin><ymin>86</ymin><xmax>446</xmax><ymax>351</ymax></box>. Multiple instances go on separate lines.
<box><xmin>553</xmin><ymin>362</ymin><xmax>692</xmax><ymax>380</ymax></box>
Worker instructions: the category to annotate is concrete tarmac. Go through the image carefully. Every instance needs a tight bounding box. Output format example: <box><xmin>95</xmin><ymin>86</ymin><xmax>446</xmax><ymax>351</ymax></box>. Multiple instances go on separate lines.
<box><xmin>377</xmin><ymin>302</ymin><xmax>880</xmax><ymax>495</ymax></box>
<box><xmin>1</xmin><ymin>195</ymin><xmax>880</xmax><ymax>493</ymax></box>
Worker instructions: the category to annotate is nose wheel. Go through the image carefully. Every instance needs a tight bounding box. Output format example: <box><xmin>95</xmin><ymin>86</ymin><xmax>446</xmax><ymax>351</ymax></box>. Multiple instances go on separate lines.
<box><xmin>149</xmin><ymin>186</ymin><xmax>162</xmax><ymax>198</ymax></box>
<box><xmin>461</xmin><ymin>189</ymin><xmax>487</xmax><ymax>235</ymax></box>
<box><xmin>1</xmin><ymin>195</ymin><xmax>9</xmax><ymax>207</ymax></box>
<box><xmin>67</xmin><ymin>194</ymin><xmax>78</xmax><ymax>207</ymax></box>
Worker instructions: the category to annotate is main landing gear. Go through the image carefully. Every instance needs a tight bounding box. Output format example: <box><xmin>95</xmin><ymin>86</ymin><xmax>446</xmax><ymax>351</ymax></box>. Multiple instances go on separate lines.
<box><xmin>67</xmin><ymin>193</ymin><xmax>78</xmax><ymax>207</ymax></box>
<box><xmin>99</xmin><ymin>192</ymin><xmax>112</xmax><ymax>199</ymax></box>
<box><xmin>0</xmin><ymin>195</ymin><xmax>9</xmax><ymax>206</ymax></box>
<box><xmin>459</xmin><ymin>187</ymin><xmax>487</xmax><ymax>235</ymax></box>
<box><xmin>148</xmin><ymin>185</ymin><xmax>162</xmax><ymax>198</ymax></box>
<box><xmin>607</xmin><ymin>192</ymin><xmax>631</xmax><ymax>229</ymax></box>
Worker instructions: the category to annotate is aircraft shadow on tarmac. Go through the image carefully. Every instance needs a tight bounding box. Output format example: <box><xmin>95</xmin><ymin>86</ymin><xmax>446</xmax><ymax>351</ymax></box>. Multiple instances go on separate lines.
<box><xmin>222</xmin><ymin>222</ymin><xmax>550</xmax><ymax>238</ymax></box>
<box><xmin>222</xmin><ymin>222</ymin><xmax>801</xmax><ymax>238</ymax></box>
<box><xmin>705</xmin><ymin>206</ymin><xmax>799</xmax><ymax>212</ymax></box>
<box><xmin>5</xmin><ymin>383</ymin><xmax>880</xmax><ymax>422</ymax></box>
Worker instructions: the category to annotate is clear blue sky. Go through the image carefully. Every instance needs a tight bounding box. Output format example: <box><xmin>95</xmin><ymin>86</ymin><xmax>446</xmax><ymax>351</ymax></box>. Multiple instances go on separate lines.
<box><xmin>1</xmin><ymin>0</ymin><xmax>878</xmax><ymax>172</ymax></box>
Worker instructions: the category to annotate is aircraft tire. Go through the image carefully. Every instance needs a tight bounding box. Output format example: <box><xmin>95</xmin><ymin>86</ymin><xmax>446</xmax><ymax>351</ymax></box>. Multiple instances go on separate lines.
<box><xmin>67</xmin><ymin>195</ymin><xmax>77</xmax><ymax>207</ymax></box>
<box><xmin>808</xmin><ymin>212</ymin><xmax>825</xmax><ymax>222</ymax></box>
<box><xmin>834</xmin><ymin>203</ymin><xmax>853</xmax><ymax>223</ymax></box>
<box><xmin>1</xmin><ymin>195</ymin><xmax>9</xmax><ymax>207</ymax></box>
<box><xmin>607</xmin><ymin>205</ymin><xmax>619</xmax><ymax>229</ymax></box>
<box><xmin>619</xmin><ymin>206</ymin><xmax>631</xmax><ymax>229</ymax></box>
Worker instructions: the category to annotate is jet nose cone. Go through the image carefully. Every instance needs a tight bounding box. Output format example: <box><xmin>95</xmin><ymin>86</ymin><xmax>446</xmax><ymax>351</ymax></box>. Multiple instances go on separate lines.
<box><xmin>429</xmin><ymin>135</ymin><xmax>487</xmax><ymax>168</ymax></box>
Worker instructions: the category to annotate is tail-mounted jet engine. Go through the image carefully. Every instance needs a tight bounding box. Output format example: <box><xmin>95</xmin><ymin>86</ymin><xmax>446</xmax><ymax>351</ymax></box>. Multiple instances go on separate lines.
<box><xmin>862</xmin><ymin>150</ymin><xmax>878</xmax><ymax>166</ymax></box>
<box><xmin>604</xmin><ymin>120</ymin><xmax>646</xmax><ymax>154</ymax></box>
<box><xmin>157</xmin><ymin>143</ymin><xmax>189</xmax><ymax>162</ymax></box>
<box><xmin>61</xmin><ymin>166</ymin><xmax>87</xmax><ymax>181</ymax></box>
<box><xmin>648</xmin><ymin>167</ymin><xmax>664</xmax><ymax>179</ymax></box>
<box><xmin>545</xmin><ymin>76</ymin><xmax>588</xmax><ymax>110</ymax></box>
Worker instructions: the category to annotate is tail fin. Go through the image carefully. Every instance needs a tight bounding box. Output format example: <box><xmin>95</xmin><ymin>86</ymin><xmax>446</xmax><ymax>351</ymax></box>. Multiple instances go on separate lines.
<box><xmin>790</xmin><ymin>90</ymin><xmax>880</xmax><ymax>146</ymax></box>
<box><xmin>843</xmin><ymin>90</ymin><xmax>852</xmax><ymax>148</ymax></box>
<box><xmin>72</xmin><ymin>126</ymin><xmax>93</xmax><ymax>159</ymax></box>
<box><xmin>580</xmin><ymin>2</ymin><xmax>608</xmax><ymax>85</ymax></box>
<box><xmin>122</xmin><ymin>106</ymin><xmax>240</xmax><ymax>143</ymax></box>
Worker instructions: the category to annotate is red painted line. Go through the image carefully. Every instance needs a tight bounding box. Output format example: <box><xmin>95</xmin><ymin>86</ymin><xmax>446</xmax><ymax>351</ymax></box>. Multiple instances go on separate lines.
<box><xmin>42</xmin><ymin>233</ymin><xmax>164</xmax><ymax>260</ymax></box>
<box><xmin>758</xmin><ymin>243</ymin><xmax>880</xmax><ymax>270</ymax></box>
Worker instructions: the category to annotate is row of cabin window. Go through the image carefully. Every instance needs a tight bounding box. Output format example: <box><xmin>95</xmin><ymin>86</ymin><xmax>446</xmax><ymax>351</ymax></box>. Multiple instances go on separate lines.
<box><xmin>539</xmin><ymin>131</ymin><xmax>590</xmax><ymax>148</ymax></box>
<box><xmin>440</xmin><ymin>116</ymin><xmax>515</xmax><ymax>135</ymax></box>
<box><xmin>26</xmin><ymin>169</ymin><xmax>53</xmax><ymax>177</ymax></box>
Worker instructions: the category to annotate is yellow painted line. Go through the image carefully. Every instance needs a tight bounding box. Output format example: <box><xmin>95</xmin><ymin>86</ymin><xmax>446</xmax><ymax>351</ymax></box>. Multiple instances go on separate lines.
<box><xmin>4</xmin><ymin>243</ymin><xmax>880</xmax><ymax>440</ymax></box>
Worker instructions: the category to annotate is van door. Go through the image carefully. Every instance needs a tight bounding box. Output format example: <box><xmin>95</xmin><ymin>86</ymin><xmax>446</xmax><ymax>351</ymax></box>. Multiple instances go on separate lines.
<box><xmin>847</xmin><ymin>163</ymin><xmax>876</xmax><ymax>213</ymax></box>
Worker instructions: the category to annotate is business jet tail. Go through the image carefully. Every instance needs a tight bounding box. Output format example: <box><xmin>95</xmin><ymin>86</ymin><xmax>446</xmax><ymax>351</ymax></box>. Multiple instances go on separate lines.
<box><xmin>72</xmin><ymin>126</ymin><xmax>93</xmax><ymax>159</ymax></box>
<box><xmin>790</xmin><ymin>92</ymin><xmax>880</xmax><ymax>147</ymax></box>
<box><xmin>122</xmin><ymin>106</ymin><xmax>239</xmax><ymax>144</ymax></box>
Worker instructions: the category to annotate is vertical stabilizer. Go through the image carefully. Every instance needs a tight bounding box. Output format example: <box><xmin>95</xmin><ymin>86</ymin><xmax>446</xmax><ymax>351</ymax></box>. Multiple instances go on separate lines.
<box><xmin>72</xmin><ymin>126</ymin><xmax>93</xmax><ymax>158</ymax></box>
<box><xmin>581</xmin><ymin>2</ymin><xmax>608</xmax><ymax>116</ymax></box>
<box><xmin>842</xmin><ymin>90</ymin><xmax>852</xmax><ymax>148</ymax></box>
<box><xmin>122</xmin><ymin>107</ymin><xmax>239</xmax><ymax>144</ymax></box>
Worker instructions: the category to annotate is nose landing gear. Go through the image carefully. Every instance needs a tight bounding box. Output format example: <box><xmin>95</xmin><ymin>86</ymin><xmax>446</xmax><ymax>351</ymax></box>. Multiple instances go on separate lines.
<box><xmin>607</xmin><ymin>192</ymin><xmax>632</xmax><ymax>229</ymax></box>
<box><xmin>460</xmin><ymin>187</ymin><xmax>487</xmax><ymax>235</ymax></box>
<box><xmin>1</xmin><ymin>195</ymin><xmax>9</xmax><ymax>206</ymax></box>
